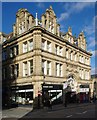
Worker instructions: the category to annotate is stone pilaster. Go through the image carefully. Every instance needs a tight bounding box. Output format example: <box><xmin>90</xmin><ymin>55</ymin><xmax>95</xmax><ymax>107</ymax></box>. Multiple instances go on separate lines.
<box><xmin>53</xmin><ymin>16</ymin><xmax>57</xmax><ymax>35</ymax></box>
<box><xmin>46</xmin><ymin>12</ymin><xmax>49</xmax><ymax>30</ymax></box>
<box><xmin>63</xmin><ymin>62</ymin><xmax>67</xmax><ymax>78</ymax></box>
<box><xmin>51</xmin><ymin>41</ymin><xmax>55</xmax><ymax>54</ymax></box>
<box><xmin>63</xmin><ymin>45</ymin><xmax>66</xmax><ymax>58</ymax></box>
<box><xmin>19</xmin><ymin>62</ymin><xmax>23</xmax><ymax>78</ymax></box>
<box><xmin>52</xmin><ymin>61</ymin><xmax>55</xmax><ymax>76</ymax></box>
<box><xmin>33</xmin><ymin>81</ymin><xmax>43</xmax><ymax>109</ymax></box>
<box><xmin>41</xmin><ymin>14</ymin><xmax>45</xmax><ymax>28</ymax></box>
<box><xmin>19</xmin><ymin>42</ymin><xmax>23</xmax><ymax>55</ymax></box>
<box><xmin>25</xmin><ymin>12</ymin><xmax>28</xmax><ymax>31</ymax></box>
<box><xmin>16</xmin><ymin>15</ymin><xmax>19</xmax><ymax>35</ymax></box>
<box><xmin>33</xmin><ymin>30</ymin><xmax>42</xmax><ymax>76</ymax></box>
<box><xmin>29</xmin><ymin>15</ymin><xmax>32</xmax><ymax>29</ymax></box>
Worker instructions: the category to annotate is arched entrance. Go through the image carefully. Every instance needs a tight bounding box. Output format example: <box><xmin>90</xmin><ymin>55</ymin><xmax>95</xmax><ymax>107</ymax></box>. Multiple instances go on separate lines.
<box><xmin>66</xmin><ymin>74</ymin><xmax>78</xmax><ymax>103</ymax></box>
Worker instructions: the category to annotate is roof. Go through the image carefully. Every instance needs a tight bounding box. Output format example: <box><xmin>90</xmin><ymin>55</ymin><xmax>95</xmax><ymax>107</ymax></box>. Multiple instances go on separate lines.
<box><xmin>91</xmin><ymin>74</ymin><xmax>97</xmax><ymax>78</ymax></box>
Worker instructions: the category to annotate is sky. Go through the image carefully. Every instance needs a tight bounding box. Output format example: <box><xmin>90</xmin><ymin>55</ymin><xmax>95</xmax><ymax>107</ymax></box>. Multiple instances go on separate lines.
<box><xmin>2</xmin><ymin>2</ymin><xmax>96</xmax><ymax>75</ymax></box>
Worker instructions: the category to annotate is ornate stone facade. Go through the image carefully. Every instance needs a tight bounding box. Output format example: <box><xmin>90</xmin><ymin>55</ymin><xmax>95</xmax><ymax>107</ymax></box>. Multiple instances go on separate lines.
<box><xmin>2</xmin><ymin>6</ymin><xmax>92</xmax><ymax>108</ymax></box>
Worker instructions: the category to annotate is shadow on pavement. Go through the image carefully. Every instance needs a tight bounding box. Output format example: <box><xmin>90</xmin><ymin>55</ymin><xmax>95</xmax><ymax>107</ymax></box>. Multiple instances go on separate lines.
<box><xmin>18</xmin><ymin>102</ymin><xmax>95</xmax><ymax>119</ymax></box>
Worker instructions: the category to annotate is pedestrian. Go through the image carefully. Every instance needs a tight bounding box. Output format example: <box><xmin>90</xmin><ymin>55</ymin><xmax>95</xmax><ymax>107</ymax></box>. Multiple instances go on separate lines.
<box><xmin>49</xmin><ymin>99</ymin><xmax>52</xmax><ymax>109</ymax></box>
<box><xmin>64</xmin><ymin>94</ymin><xmax>67</xmax><ymax>107</ymax></box>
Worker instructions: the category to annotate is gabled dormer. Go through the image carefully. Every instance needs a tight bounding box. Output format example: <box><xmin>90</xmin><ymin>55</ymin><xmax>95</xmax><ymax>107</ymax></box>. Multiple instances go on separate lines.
<box><xmin>78</xmin><ymin>31</ymin><xmax>86</xmax><ymax>50</ymax></box>
<box><xmin>63</xmin><ymin>27</ymin><xmax>74</xmax><ymax>44</ymax></box>
<box><xmin>41</xmin><ymin>6</ymin><xmax>60</xmax><ymax>36</ymax></box>
<box><xmin>13</xmin><ymin>8</ymin><xmax>35</xmax><ymax>36</ymax></box>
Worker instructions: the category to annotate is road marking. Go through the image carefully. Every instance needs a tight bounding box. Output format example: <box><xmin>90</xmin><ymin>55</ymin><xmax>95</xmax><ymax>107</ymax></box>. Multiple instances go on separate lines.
<box><xmin>83</xmin><ymin>111</ymin><xmax>87</xmax><ymax>114</ymax></box>
<box><xmin>66</xmin><ymin>115</ymin><xmax>72</xmax><ymax>118</ymax></box>
<box><xmin>76</xmin><ymin>111</ymin><xmax>87</xmax><ymax>115</ymax></box>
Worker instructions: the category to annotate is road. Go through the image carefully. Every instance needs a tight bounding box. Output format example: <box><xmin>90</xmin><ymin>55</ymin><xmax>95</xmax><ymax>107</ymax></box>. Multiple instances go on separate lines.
<box><xmin>2</xmin><ymin>102</ymin><xmax>96</xmax><ymax>119</ymax></box>
<box><xmin>19</xmin><ymin>103</ymin><xmax>95</xmax><ymax>118</ymax></box>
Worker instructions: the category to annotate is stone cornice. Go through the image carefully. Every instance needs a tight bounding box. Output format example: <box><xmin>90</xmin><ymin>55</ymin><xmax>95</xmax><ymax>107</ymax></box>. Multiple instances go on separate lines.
<box><xmin>2</xmin><ymin>26</ymin><xmax>92</xmax><ymax>56</ymax></box>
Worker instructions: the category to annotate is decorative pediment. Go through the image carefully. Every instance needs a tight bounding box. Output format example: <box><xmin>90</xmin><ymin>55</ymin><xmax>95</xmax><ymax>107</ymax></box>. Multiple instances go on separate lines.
<box><xmin>46</xmin><ymin>6</ymin><xmax>56</xmax><ymax>17</ymax></box>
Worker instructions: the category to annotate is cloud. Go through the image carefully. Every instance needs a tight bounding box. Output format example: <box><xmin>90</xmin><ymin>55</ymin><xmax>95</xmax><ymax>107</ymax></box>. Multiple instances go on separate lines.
<box><xmin>67</xmin><ymin>2</ymin><xmax>93</xmax><ymax>13</ymax></box>
<box><xmin>83</xmin><ymin>15</ymin><xmax>95</xmax><ymax>36</ymax></box>
<box><xmin>36</xmin><ymin>3</ymin><xmax>44</xmax><ymax>8</ymax></box>
<box><xmin>58</xmin><ymin>2</ymin><xmax>94</xmax><ymax>22</ymax></box>
<box><xmin>87</xmin><ymin>36</ymin><xmax>97</xmax><ymax>48</ymax></box>
<box><xmin>58</xmin><ymin>13</ymin><xmax>69</xmax><ymax>22</ymax></box>
<box><xmin>88</xmin><ymin>39</ymin><xmax>97</xmax><ymax>48</ymax></box>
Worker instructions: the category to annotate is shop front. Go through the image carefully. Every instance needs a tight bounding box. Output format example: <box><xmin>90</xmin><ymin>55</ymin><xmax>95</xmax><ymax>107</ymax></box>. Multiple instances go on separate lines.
<box><xmin>79</xmin><ymin>85</ymin><xmax>90</xmax><ymax>103</ymax></box>
<box><xmin>11</xmin><ymin>85</ymin><xmax>33</xmax><ymax>105</ymax></box>
<box><xmin>42</xmin><ymin>83</ymin><xmax>63</xmax><ymax>105</ymax></box>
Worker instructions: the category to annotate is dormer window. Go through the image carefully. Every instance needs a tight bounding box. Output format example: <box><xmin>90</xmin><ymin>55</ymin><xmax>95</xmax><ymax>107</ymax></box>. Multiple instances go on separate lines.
<box><xmin>19</xmin><ymin>21</ymin><xmax>25</xmax><ymax>34</ymax></box>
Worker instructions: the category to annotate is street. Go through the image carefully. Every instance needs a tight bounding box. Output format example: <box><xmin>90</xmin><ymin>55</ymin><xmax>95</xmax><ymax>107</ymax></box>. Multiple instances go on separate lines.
<box><xmin>1</xmin><ymin>102</ymin><xmax>96</xmax><ymax>119</ymax></box>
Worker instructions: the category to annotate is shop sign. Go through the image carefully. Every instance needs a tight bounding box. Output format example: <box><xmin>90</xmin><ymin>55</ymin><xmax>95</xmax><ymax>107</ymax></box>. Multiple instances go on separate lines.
<box><xmin>43</xmin><ymin>86</ymin><xmax>53</xmax><ymax>88</ymax></box>
<box><xmin>79</xmin><ymin>88</ymin><xmax>89</xmax><ymax>92</ymax></box>
<box><xmin>63</xmin><ymin>82</ymin><xmax>68</xmax><ymax>89</ymax></box>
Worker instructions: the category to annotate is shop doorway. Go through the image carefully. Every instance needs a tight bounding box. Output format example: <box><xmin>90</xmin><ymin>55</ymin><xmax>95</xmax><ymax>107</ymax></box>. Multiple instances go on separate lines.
<box><xmin>42</xmin><ymin>83</ymin><xmax>63</xmax><ymax>105</ymax></box>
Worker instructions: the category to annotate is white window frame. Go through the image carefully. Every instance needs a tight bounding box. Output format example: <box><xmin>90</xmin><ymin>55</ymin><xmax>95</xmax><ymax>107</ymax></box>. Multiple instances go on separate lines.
<box><xmin>28</xmin><ymin>60</ymin><xmax>33</xmax><ymax>75</ymax></box>
<box><xmin>47</xmin><ymin>41</ymin><xmax>51</xmax><ymax>52</ymax></box>
<box><xmin>47</xmin><ymin>61</ymin><xmax>51</xmax><ymax>75</ymax></box>
<box><xmin>28</xmin><ymin>40</ymin><xmax>33</xmax><ymax>51</ymax></box>
<box><xmin>23</xmin><ymin>62</ymin><xmax>27</xmax><ymax>77</ymax></box>
<box><xmin>59</xmin><ymin>46</ymin><xmax>63</xmax><ymax>56</ymax></box>
<box><xmin>23</xmin><ymin>41</ymin><xmax>27</xmax><ymax>53</ymax></box>
<box><xmin>66</xmin><ymin>50</ymin><xmax>69</xmax><ymax>59</ymax></box>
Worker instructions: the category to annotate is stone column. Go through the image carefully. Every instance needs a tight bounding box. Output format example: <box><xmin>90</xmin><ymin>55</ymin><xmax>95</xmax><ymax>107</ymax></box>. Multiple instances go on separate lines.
<box><xmin>29</xmin><ymin>15</ymin><xmax>32</xmax><ymax>29</ymax></box>
<box><xmin>25</xmin><ymin>12</ymin><xmax>28</xmax><ymax>31</ymax></box>
<box><xmin>16</xmin><ymin>15</ymin><xmax>19</xmax><ymax>35</ymax></box>
<box><xmin>33</xmin><ymin>30</ymin><xmax>42</xmax><ymax>76</ymax></box>
<box><xmin>52</xmin><ymin>61</ymin><xmax>55</xmax><ymax>76</ymax></box>
<box><xmin>53</xmin><ymin>16</ymin><xmax>57</xmax><ymax>35</ymax></box>
<box><xmin>68</xmin><ymin>49</ymin><xmax>71</xmax><ymax>60</ymax></box>
<box><xmin>33</xmin><ymin>81</ymin><xmax>43</xmax><ymax>109</ymax></box>
<box><xmin>52</xmin><ymin>41</ymin><xmax>55</xmax><ymax>54</ymax></box>
<box><xmin>46</xmin><ymin>11</ymin><xmax>49</xmax><ymax>30</ymax></box>
<box><xmin>19</xmin><ymin>62</ymin><xmax>23</xmax><ymax>78</ymax></box>
<box><xmin>63</xmin><ymin>45</ymin><xmax>66</xmax><ymax>58</ymax></box>
<box><xmin>63</xmin><ymin>62</ymin><xmax>67</xmax><ymax>78</ymax></box>
<box><xmin>18</xmin><ymin>42</ymin><xmax>23</xmax><ymax>55</ymax></box>
<box><xmin>41</xmin><ymin>14</ymin><xmax>45</xmax><ymax>28</ymax></box>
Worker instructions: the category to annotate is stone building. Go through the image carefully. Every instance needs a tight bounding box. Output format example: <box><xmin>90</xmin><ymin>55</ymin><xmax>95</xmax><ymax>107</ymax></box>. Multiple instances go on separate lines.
<box><xmin>2</xmin><ymin>6</ymin><xmax>92</xmax><ymax>108</ymax></box>
<box><xmin>91</xmin><ymin>74</ymin><xmax>97</xmax><ymax>99</ymax></box>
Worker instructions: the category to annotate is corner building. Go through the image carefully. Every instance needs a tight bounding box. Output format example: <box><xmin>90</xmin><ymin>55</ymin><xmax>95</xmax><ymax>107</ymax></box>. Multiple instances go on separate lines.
<box><xmin>2</xmin><ymin>6</ymin><xmax>92</xmax><ymax>108</ymax></box>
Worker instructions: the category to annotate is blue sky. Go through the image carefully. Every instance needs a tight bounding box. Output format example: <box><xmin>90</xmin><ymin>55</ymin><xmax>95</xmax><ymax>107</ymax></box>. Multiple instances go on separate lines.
<box><xmin>2</xmin><ymin>2</ymin><xmax>96</xmax><ymax>74</ymax></box>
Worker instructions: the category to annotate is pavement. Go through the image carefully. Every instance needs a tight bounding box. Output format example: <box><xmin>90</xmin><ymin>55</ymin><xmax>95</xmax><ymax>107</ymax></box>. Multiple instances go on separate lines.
<box><xmin>2</xmin><ymin>106</ymin><xmax>33</xmax><ymax>119</ymax></box>
<box><xmin>1</xmin><ymin>102</ymin><xmax>96</xmax><ymax>119</ymax></box>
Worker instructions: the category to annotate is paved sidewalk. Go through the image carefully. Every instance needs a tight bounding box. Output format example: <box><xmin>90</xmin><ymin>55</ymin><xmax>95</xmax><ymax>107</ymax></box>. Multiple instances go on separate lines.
<box><xmin>2</xmin><ymin>106</ymin><xmax>33</xmax><ymax>119</ymax></box>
